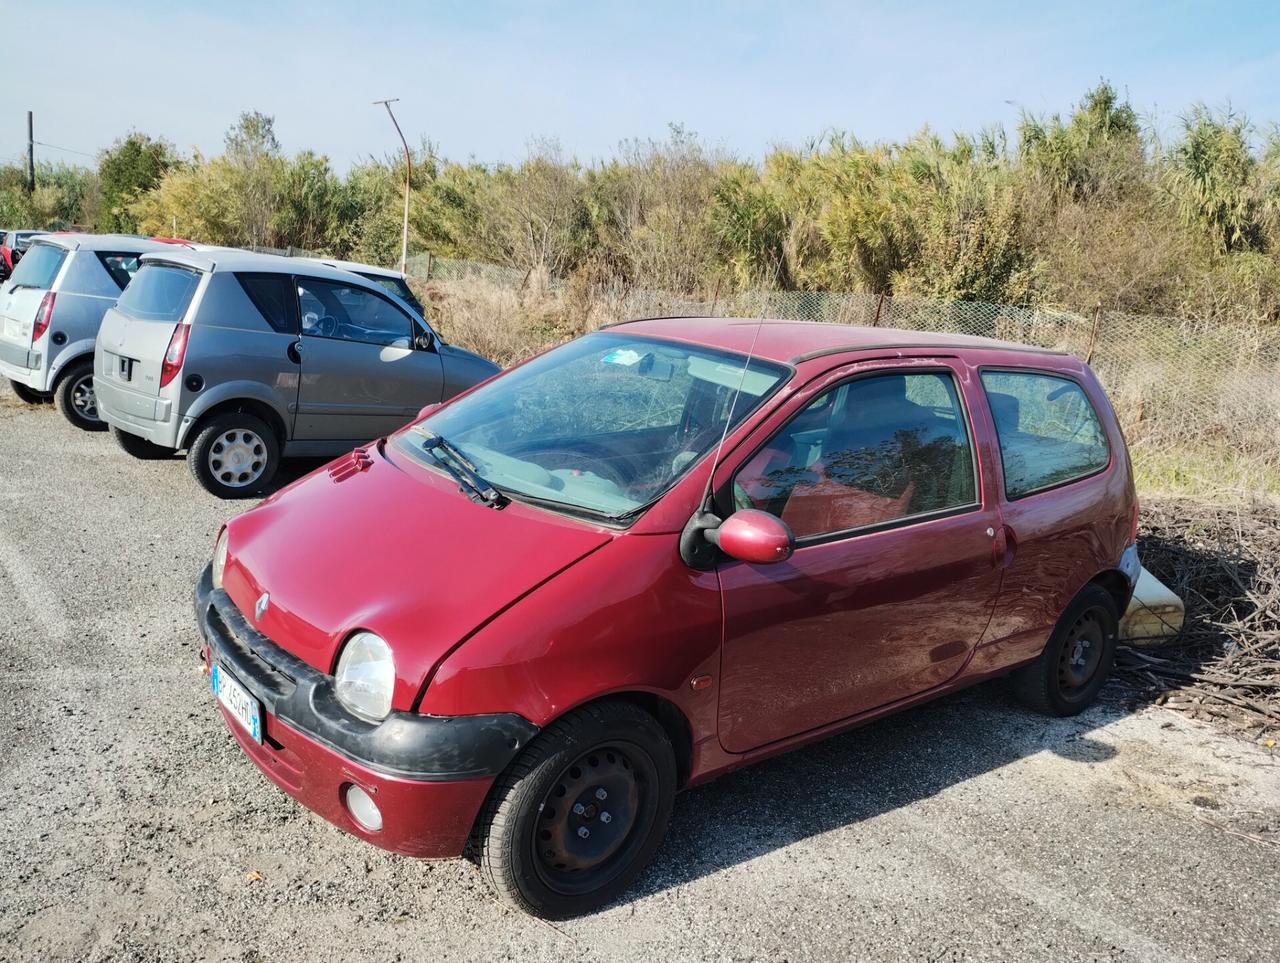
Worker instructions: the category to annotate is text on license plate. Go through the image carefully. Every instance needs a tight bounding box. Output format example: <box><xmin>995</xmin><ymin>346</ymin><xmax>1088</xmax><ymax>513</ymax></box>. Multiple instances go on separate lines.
<box><xmin>211</xmin><ymin>663</ymin><xmax>262</xmax><ymax>743</ymax></box>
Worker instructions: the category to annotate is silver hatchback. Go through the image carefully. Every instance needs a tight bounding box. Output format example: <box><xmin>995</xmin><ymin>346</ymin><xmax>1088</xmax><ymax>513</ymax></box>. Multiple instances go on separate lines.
<box><xmin>95</xmin><ymin>248</ymin><xmax>499</xmax><ymax>498</ymax></box>
<box><xmin>0</xmin><ymin>233</ymin><xmax>170</xmax><ymax>428</ymax></box>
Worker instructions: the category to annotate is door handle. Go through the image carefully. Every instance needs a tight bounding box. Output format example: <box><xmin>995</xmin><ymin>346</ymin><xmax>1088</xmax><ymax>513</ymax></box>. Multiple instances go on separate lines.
<box><xmin>287</xmin><ymin>341</ymin><xmax>302</xmax><ymax>364</ymax></box>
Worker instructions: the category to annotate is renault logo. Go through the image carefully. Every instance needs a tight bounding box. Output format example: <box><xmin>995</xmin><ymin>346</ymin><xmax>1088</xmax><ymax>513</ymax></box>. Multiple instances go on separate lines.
<box><xmin>255</xmin><ymin>592</ymin><xmax>270</xmax><ymax>621</ymax></box>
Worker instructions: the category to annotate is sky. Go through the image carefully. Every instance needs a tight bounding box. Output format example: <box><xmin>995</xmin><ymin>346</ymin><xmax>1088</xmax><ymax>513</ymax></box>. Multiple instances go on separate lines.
<box><xmin>4</xmin><ymin>1</ymin><xmax>1279</xmax><ymax>172</ymax></box>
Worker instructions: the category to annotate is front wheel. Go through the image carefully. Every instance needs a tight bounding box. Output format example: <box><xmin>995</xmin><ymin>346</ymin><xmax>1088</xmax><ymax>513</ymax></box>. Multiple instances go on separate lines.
<box><xmin>54</xmin><ymin>359</ymin><xmax>105</xmax><ymax>430</ymax></box>
<box><xmin>187</xmin><ymin>412</ymin><xmax>280</xmax><ymax>499</ymax></box>
<box><xmin>473</xmin><ymin>700</ymin><xmax>676</xmax><ymax>919</ymax></box>
<box><xmin>9</xmin><ymin>379</ymin><xmax>52</xmax><ymax>405</ymax></box>
<box><xmin>1012</xmin><ymin>583</ymin><xmax>1119</xmax><ymax>716</ymax></box>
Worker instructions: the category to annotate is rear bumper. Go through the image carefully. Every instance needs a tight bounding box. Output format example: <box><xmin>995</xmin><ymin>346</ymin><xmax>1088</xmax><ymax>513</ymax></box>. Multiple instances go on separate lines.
<box><xmin>193</xmin><ymin>564</ymin><xmax>537</xmax><ymax>858</ymax></box>
<box><xmin>0</xmin><ymin>342</ymin><xmax>45</xmax><ymax>390</ymax></box>
<box><xmin>96</xmin><ymin>374</ymin><xmax>180</xmax><ymax>447</ymax></box>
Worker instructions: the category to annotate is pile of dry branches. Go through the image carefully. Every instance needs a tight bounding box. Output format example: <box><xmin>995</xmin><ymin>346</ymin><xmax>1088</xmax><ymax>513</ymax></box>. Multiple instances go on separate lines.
<box><xmin>1116</xmin><ymin>497</ymin><xmax>1280</xmax><ymax>741</ymax></box>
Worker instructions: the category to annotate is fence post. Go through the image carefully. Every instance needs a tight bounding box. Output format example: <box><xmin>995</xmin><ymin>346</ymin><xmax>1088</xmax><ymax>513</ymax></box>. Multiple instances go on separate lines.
<box><xmin>872</xmin><ymin>292</ymin><xmax>885</xmax><ymax>327</ymax></box>
<box><xmin>1085</xmin><ymin>302</ymin><xmax>1102</xmax><ymax>364</ymax></box>
<box><xmin>710</xmin><ymin>276</ymin><xmax>722</xmax><ymax>317</ymax></box>
<box><xmin>425</xmin><ymin>251</ymin><xmax>434</xmax><ymax>280</ymax></box>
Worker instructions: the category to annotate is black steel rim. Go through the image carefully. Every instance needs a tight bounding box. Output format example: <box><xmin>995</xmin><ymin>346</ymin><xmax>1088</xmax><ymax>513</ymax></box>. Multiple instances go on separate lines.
<box><xmin>531</xmin><ymin>741</ymin><xmax>657</xmax><ymax>896</ymax></box>
<box><xmin>1058</xmin><ymin>607</ymin><xmax>1107</xmax><ymax>699</ymax></box>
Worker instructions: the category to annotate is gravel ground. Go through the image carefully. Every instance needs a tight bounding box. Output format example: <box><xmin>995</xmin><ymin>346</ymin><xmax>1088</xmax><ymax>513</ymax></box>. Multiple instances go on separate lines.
<box><xmin>0</xmin><ymin>381</ymin><xmax>1277</xmax><ymax>963</ymax></box>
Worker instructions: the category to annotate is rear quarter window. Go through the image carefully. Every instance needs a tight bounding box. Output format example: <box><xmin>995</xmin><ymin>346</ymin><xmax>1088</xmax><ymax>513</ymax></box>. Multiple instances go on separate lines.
<box><xmin>981</xmin><ymin>370</ymin><xmax>1111</xmax><ymax>499</ymax></box>
<box><xmin>7</xmin><ymin>243</ymin><xmax>67</xmax><ymax>289</ymax></box>
<box><xmin>96</xmin><ymin>253</ymin><xmax>142</xmax><ymax>290</ymax></box>
<box><xmin>116</xmin><ymin>263</ymin><xmax>203</xmax><ymax>322</ymax></box>
<box><xmin>236</xmin><ymin>273</ymin><xmax>298</xmax><ymax>334</ymax></box>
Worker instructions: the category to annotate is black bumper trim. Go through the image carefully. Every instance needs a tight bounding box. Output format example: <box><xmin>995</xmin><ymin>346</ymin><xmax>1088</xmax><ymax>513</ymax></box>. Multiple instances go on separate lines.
<box><xmin>193</xmin><ymin>564</ymin><xmax>538</xmax><ymax>781</ymax></box>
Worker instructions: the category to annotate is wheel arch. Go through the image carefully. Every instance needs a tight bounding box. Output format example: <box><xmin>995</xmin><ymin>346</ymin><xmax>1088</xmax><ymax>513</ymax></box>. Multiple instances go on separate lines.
<box><xmin>181</xmin><ymin>393</ymin><xmax>290</xmax><ymax>450</ymax></box>
<box><xmin>517</xmin><ymin>690</ymin><xmax>695</xmax><ymax>791</ymax></box>
<box><xmin>48</xmin><ymin>345</ymin><xmax>95</xmax><ymax>387</ymax></box>
<box><xmin>1088</xmin><ymin>569</ymin><xmax>1131</xmax><ymax>620</ymax></box>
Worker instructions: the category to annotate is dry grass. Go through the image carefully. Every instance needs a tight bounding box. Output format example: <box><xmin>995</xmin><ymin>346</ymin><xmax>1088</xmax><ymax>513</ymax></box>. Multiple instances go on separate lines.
<box><xmin>1119</xmin><ymin>497</ymin><xmax>1280</xmax><ymax>742</ymax></box>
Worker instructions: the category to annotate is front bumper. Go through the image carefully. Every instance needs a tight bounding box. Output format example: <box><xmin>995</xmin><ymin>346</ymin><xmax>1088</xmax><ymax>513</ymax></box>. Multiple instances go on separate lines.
<box><xmin>193</xmin><ymin>564</ymin><xmax>538</xmax><ymax>857</ymax></box>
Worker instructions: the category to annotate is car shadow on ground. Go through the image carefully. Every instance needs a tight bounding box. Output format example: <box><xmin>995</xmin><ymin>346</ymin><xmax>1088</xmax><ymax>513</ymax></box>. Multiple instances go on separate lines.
<box><xmin>628</xmin><ymin>680</ymin><xmax>1125</xmax><ymax>901</ymax></box>
<box><xmin>625</xmin><ymin>519</ymin><xmax>1246</xmax><ymax>904</ymax></box>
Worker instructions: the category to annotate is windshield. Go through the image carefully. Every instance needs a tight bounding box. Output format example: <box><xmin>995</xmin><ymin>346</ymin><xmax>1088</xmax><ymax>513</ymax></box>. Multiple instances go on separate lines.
<box><xmin>7</xmin><ymin>242</ymin><xmax>66</xmax><ymax>289</ymax></box>
<box><xmin>393</xmin><ymin>332</ymin><xmax>788</xmax><ymax>518</ymax></box>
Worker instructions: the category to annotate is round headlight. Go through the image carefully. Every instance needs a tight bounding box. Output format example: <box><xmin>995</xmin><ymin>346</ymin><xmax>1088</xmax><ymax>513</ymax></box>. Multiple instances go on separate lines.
<box><xmin>334</xmin><ymin>631</ymin><xmax>395</xmax><ymax>721</ymax></box>
<box><xmin>211</xmin><ymin>529</ymin><xmax>229</xmax><ymax>590</ymax></box>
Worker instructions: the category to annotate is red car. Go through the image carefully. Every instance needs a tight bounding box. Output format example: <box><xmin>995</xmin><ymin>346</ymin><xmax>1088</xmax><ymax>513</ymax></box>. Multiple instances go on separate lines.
<box><xmin>194</xmin><ymin>318</ymin><xmax>1140</xmax><ymax>918</ymax></box>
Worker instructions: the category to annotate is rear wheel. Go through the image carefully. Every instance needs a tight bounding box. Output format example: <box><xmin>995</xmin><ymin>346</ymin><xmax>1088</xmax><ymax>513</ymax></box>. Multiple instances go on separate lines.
<box><xmin>54</xmin><ymin>359</ymin><xmax>104</xmax><ymax>430</ymax></box>
<box><xmin>8</xmin><ymin>379</ymin><xmax>52</xmax><ymax>405</ymax></box>
<box><xmin>473</xmin><ymin>700</ymin><xmax>676</xmax><ymax>919</ymax></box>
<box><xmin>187</xmin><ymin>412</ymin><xmax>280</xmax><ymax>499</ymax></box>
<box><xmin>1012</xmin><ymin>583</ymin><xmax>1119</xmax><ymax>716</ymax></box>
<box><xmin>111</xmin><ymin>425</ymin><xmax>174</xmax><ymax>460</ymax></box>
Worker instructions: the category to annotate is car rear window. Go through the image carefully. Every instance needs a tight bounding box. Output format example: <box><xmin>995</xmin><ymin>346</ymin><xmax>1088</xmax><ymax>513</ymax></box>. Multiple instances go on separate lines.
<box><xmin>7</xmin><ymin>242</ymin><xmax>67</xmax><ymax>289</ymax></box>
<box><xmin>236</xmin><ymin>273</ymin><xmax>298</xmax><ymax>334</ymax></box>
<box><xmin>116</xmin><ymin>262</ymin><xmax>202</xmax><ymax>323</ymax></box>
<box><xmin>980</xmin><ymin>370</ymin><xmax>1111</xmax><ymax>498</ymax></box>
<box><xmin>96</xmin><ymin>252</ymin><xmax>142</xmax><ymax>290</ymax></box>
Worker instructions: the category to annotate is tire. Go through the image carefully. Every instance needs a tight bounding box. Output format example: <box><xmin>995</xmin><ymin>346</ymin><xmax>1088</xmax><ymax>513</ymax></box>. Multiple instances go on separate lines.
<box><xmin>111</xmin><ymin>425</ymin><xmax>174</xmax><ymax>460</ymax></box>
<box><xmin>9</xmin><ymin>379</ymin><xmax>52</xmax><ymax>405</ymax></box>
<box><xmin>1012</xmin><ymin>583</ymin><xmax>1119</xmax><ymax>717</ymax></box>
<box><xmin>187</xmin><ymin>412</ymin><xmax>280</xmax><ymax>499</ymax></box>
<box><xmin>473</xmin><ymin>700</ymin><xmax>676</xmax><ymax>919</ymax></box>
<box><xmin>54</xmin><ymin>359</ymin><xmax>105</xmax><ymax>431</ymax></box>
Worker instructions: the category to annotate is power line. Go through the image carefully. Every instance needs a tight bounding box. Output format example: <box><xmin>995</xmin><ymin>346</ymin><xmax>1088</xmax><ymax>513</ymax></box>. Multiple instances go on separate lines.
<box><xmin>33</xmin><ymin>140</ymin><xmax>97</xmax><ymax>159</ymax></box>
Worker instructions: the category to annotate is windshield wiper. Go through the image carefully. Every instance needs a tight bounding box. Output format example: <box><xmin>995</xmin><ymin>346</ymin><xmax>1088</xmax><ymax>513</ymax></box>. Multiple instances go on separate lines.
<box><xmin>416</xmin><ymin>429</ymin><xmax>507</xmax><ymax>508</ymax></box>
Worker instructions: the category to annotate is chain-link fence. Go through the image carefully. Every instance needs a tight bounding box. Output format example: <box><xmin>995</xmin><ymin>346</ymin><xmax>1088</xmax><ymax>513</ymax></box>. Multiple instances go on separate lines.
<box><xmin>413</xmin><ymin>255</ymin><xmax>1280</xmax><ymax>496</ymax></box>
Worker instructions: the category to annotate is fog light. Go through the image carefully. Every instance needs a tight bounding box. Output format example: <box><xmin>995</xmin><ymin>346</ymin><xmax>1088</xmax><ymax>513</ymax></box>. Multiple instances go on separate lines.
<box><xmin>343</xmin><ymin>783</ymin><xmax>382</xmax><ymax>832</ymax></box>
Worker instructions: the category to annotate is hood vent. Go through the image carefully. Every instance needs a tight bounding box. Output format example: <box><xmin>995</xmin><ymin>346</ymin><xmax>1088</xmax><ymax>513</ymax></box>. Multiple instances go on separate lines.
<box><xmin>328</xmin><ymin>446</ymin><xmax>374</xmax><ymax>483</ymax></box>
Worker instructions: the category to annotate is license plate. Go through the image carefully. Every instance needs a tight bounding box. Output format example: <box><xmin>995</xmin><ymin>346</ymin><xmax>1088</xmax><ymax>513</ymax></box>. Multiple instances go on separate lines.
<box><xmin>2</xmin><ymin>315</ymin><xmax>24</xmax><ymax>341</ymax></box>
<box><xmin>211</xmin><ymin>663</ymin><xmax>262</xmax><ymax>743</ymax></box>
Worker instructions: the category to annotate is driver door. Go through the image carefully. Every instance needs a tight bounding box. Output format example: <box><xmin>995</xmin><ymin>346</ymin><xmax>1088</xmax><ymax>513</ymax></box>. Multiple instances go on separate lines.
<box><xmin>293</xmin><ymin>276</ymin><xmax>444</xmax><ymax>443</ymax></box>
<box><xmin>715</xmin><ymin>359</ymin><xmax>1006</xmax><ymax>754</ymax></box>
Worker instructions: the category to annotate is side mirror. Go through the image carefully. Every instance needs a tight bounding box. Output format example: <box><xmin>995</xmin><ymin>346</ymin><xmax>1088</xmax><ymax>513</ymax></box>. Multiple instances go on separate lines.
<box><xmin>414</xmin><ymin>332</ymin><xmax>434</xmax><ymax>351</ymax></box>
<box><xmin>680</xmin><ymin>508</ymin><xmax>795</xmax><ymax>568</ymax></box>
<box><xmin>417</xmin><ymin>402</ymin><xmax>441</xmax><ymax>421</ymax></box>
<box><xmin>708</xmin><ymin>509</ymin><xmax>795</xmax><ymax>564</ymax></box>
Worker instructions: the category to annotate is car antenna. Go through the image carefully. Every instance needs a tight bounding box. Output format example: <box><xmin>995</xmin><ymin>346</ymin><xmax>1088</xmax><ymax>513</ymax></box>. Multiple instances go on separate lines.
<box><xmin>697</xmin><ymin>284</ymin><xmax>773</xmax><ymax>513</ymax></box>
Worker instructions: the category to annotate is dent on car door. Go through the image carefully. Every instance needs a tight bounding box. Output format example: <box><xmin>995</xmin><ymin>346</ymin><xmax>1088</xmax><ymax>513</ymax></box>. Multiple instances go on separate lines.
<box><xmin>294</xmin><ymin>278</ymin><xmax>443</xmax><ymax>442</ymax></box>
<box><xmin>714</xmin><ymin>360</ymin><xmax>1007</xmax><ymax>754</ymax></box>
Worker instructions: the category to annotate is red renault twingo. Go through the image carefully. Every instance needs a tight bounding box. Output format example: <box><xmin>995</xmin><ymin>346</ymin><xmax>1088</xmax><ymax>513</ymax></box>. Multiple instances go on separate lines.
<box><xmin>194</xmin><ymin>318</ymin><xmax>1140</xmax><ymax>918</ymax></box>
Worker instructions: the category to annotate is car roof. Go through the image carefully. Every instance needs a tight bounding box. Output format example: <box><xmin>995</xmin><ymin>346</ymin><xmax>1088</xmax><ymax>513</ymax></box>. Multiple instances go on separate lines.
<box><xmin>138</xmin><ymin>247</ymin><xmax>376</xmax><ymax>284</ymax></box>
<box><xmin>34</xmin><ymin>233</ymin><xmax>174</xmax><ymax>254</ymax></box>
<box><xmin>611</xmin><ymin>316</ymin><xmax>1070</xmax><ymax>365</ymax></box>
<box><xmin>298</xmin><ymin>256</ymin><xmax>405</xmax><ymax>280</ymax></box>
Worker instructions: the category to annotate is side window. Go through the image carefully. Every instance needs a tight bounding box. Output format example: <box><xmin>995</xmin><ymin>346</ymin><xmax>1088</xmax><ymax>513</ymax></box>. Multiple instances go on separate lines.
<box><xmin>296</xmin><ymin>278</ymin><xmax>412</xmax><ymax>348</ymax></box>
<box><xmin>237</xmin><ymin>273</ymin><xmax>298</xmax><ymax>334</ymax></box>
<box><xmin>734</xmin><ymin>371</ymin><xmax>977</xmax><ymax>540</ymax></box>
<box><xmin>96</xmin><ymin>253</ymin><xmax>141</xmax><ymax>290</ymax></box>
<box><xmin>980</xmin><ymin>371</ymin><xmax>1110</xmax><ymax>498</ymax></box>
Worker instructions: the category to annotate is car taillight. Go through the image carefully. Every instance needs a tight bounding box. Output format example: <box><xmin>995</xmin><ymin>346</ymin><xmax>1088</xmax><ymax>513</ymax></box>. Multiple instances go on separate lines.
<box><xmin>32</xmin><ymin>292</ymin><xmax>55</xmax><ymax>342</ymax></box>
<box><xmin>159</xmin><ymin>323</ymin><xmax>190</xmax><ymax>387</ymax></box>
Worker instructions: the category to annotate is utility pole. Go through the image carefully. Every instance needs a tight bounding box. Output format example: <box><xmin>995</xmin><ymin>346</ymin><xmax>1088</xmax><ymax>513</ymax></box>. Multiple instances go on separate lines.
<box><xmin>373</xmin><ymin>98</ymin><xmax>411</xmax><ymax>273</ymax></box>
<box><xmin>26</xmin><ymin>111</ymin><xmax>35</xmax><ymax>194</ymax></box>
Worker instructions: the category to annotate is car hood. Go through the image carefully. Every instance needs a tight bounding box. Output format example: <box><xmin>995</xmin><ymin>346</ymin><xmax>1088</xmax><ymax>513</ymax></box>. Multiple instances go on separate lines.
<box><xmin>220</xmin><ymin>442</ymin><xmax>614</xmax><ymax>709</ymax></box>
